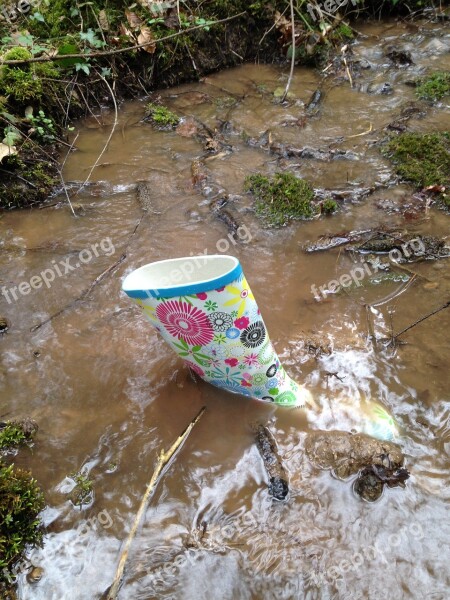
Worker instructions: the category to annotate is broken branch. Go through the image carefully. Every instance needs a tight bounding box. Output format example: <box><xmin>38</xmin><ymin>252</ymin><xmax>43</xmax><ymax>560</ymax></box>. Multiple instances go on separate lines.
<box><xmin>107</xmin><ymin>406</ymin><xmax>206</xmax><ymax>599</ymax></box>
<box><xmin>393</xmin><ymin>300</ymin><xmax>450</xmax><ymax>341</ymax></box>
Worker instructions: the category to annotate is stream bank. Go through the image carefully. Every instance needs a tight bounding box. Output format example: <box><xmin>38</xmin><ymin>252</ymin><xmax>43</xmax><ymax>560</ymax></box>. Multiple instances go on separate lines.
<box><xmin>0</xmin><ymin>0</ymin><xmax>445</xmax><ymax>208</ymax></box>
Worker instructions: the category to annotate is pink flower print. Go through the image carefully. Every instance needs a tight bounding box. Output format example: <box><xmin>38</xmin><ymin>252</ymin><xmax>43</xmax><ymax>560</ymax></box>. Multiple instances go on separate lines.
<box><xmin>240</xmin><ymin>379</ymin><xmax>252</xmax><ymax>387</ymax></box>
<box><xmin>156</xmin><ymin>300</ymin><xmax>213</xmax><ymax>346</ymax></box>
<box><xmin>234</xmin><ymin>316</ymin><xmax>250</xmax><ymax>330</ymax></box>
<box><xmin>243</xmin><ymin>353</ymin><xmax>259</xmax><ymax>367</ymax></box>
<box><xmin>196</xmin><ymin>292</ymin><xmax>208</xmax><ymax>300</ymax></box>
<box><xmin>225</xmin><ymin>358</ymin><xmax>239</xmax><ymax>367</ymax></box>
<box><xmin>216</xmin><ymin>286</ymin><xmax>225</xmax><ymax>292</ymax></box>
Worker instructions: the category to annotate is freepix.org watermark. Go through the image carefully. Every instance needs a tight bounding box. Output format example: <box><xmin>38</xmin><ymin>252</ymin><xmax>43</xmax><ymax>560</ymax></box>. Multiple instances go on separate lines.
<box><xmin>152</xmin><ymin>224</ymin><xmax>253</xmax><ymax>292</ymax></box>
<box><xmin>1</xmin><ymin>237</ymin><xmax>115</xmax><ymax>304</ymax></box>
<box><xmin>0</xmin><ymin>0</ymin><xmax>40</xmax><ymax>23</ymax></box>
<box><xmin>311</xmin><ymin>237</ymin><xmax>425</xmax><ymax>301</ymax></box>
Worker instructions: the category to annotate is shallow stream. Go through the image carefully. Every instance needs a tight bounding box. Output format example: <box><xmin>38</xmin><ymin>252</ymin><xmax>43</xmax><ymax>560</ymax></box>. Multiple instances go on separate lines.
<box><xmin>1</xmin><ymin>18</ymin><xmax>450</xmax><ymax>600</ymax></box>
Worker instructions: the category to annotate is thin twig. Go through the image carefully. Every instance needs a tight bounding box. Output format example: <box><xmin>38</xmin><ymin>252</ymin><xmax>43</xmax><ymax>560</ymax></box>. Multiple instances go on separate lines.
<box><xmin>76</xmin><ymin>74</ymin><xmax>118</xmax><ymax>196</ymax></box>
<box><xmin>58</xmin><ymin>133</ymin><xmax>79</xmax><ymax>217</ymax></box>
<box><xmin>0</xmin><ymin>13</ymin><xmax>246</xmax><ymax>65</ymax></box>
<box><xmin>107</xmin><ymin>406</ymin><xmax>206</xmax><ymax>600</ymax></box>
<box><xmin>281</xmin><ymin>0</ymin><xmax>296</xmax><ymax>103</ymax></box>
<box><xmin>393</xmin><ymin>300</ymin><xmax>450</xmax><ymax>341</ymax></box>
<box><xmin>30</xmin><ymin>254</ymin><xmax>127</xmax><ymax>332</ymax></box>
<box><xmin>347</xmin><ymin>123</ymin><xmax>373</xmax><ymax>138</ymax></box>
<box><xmin>30</xmin><ymin>213</ymin><xmax>144</xmax><ymax>332</ymax></box>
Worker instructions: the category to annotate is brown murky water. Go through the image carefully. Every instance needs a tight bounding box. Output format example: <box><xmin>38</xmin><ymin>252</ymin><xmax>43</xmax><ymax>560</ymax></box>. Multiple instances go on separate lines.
<box><xmin>1</xmin><ymin>19</ymin><xmax>450</xmax><ymax>600</ymax></box>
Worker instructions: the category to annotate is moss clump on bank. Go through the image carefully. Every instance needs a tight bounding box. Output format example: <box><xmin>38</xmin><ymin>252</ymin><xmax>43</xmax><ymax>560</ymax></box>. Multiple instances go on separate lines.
<box><xmin>321</xmin><ymin>198</ymin><xmax>338</xmax><ymax>214</ymax></box>
<box><xmin>245</xmin><ymin>172</ymin><xmax>316</xmax><ymax>226</ymax></box>
<box><xmin>382</xmin><ymin>132</ymin><xmax>450</xmax><ymax>207</ymax></box>
<box><xmin>0</xmin><ymin>465</ymin><xmax>45</xmax><ymax>582</ymax></box>
<box><xmin>145</xmin><ymin>102</ymin><xmax>180</xmax><ymax>129</ymax></box>
<box><xmin>0</xmin><ymin>0</ymin><xmax>442</xmax><ymax>209</ymax></box>
<box><xmin>0</xmin><ymin>48</ymin><xmax>60</xmax><ymax>103</ymax></box>
<box><xmin>416</xmin><ymin>71</ymin><xmax>450</xmax><ymax>102</ymax></box>
<box><xmin>0</xmin><ymin>150</ymin><xmax>59</xmax><ymax>210</ymax></box>
<box><xmin>0</xmin><ymin>420</ymin><xmax>44</xmax><ymax>586</ymax></box>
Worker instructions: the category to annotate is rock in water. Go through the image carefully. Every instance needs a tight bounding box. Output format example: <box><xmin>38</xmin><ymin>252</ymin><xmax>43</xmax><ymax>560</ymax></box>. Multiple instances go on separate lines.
<box><xmin>136</xmin><ymin>182</ymin><xmax>162</xmax><ymax>213</ymax></box>
<box><xmin>254</xmin><ymin>424</ymin><xmax>289</xmax><ymax>501</ymax></box>
<box><xmin>305</xmin><ymin>430</ymin><xmax>404</xmax><ymax>479</ymax></box>
<box><xmin>354</xmin><ymin>464</ymin><xmax>409</xmax><ymax>502</ymax></box>
<box><xmin>305</xmin><ymin>430</ymin><xmax>410</xmax><ymax>501</ymax></box>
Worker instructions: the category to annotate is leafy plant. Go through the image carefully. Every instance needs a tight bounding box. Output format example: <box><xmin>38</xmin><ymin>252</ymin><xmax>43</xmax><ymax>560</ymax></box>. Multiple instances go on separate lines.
<box><xmin>79</xmin><ymin>28</ymin><xmax>105</xmax><ymax>49</ymax></box>
<box><xmin>0</xmin><ymin>420</ymin><xmax>38</xmax><ymax>454</ymax></box>
<box><xmin>30</xmin><ymin>110</ymin><xmax>56</xmax><ymax>142</ymax></box>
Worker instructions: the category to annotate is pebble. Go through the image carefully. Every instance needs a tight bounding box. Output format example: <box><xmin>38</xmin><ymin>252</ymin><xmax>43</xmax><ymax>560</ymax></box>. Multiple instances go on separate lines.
<box><xmin>27</xmin><ymin>566</ymin><xmax>44</xmax><ymax>583</ymax></box>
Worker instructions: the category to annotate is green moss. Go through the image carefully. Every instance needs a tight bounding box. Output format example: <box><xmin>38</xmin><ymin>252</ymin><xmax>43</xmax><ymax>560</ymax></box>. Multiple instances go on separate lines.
<box><xmin>145</xmin><ymin>102</ymin><xmax>179</xmax><ymax>129</ymax></box>
<box><xmin>244</xmin><ymin>171</ymin><xmax>316</xmax><ymax>227</ymax></box>
<box><xmin>68</xmin><ymin>472</ymin><xmax>94</xmax><ymax>507</ymax></box>
<box><xmin>3</xmin><ymin>48</ymin><xmax>31</xmax><ymax>62</ymax></box>
<box><xmin>0</xmin><ymin>419</ymin><xmax>43</xmax><ymax>582</ymax></box>
<box><xmin>0</xmin><ymin>48</ymin><xmax>59</xmax><ymax>103</ymax></box>
<box><xmin>334</xmin><ymin>23</ymin><xmax>354</xmax><ymax>40</ymax></box>
<box><xmin>382</xmin><ymin>132</ymin><xmax>450</xmax><ymax>188</ymax></box>
<box><xmin>416</xmin><ymin>71</ymin><xmax>450</xmax><ymax>102</ymax></box>
<box><xmin>0</xmin><ymin>463</ymin><xmax>45</xmax><ymax>580</ymax></box>
<box><xmin>322</xmin><ymin>198</ymin><xmax>338</xmax><ymax>214</ymax></box>
<box><xmin>382</xmin><ymin>132</ymin><xmax>450</xmax><ymax>209</ymax></box>
<box><xmin>0</xmin><ymin>152</ymin><xmax>58</xmax><ymax>210</ymax></box>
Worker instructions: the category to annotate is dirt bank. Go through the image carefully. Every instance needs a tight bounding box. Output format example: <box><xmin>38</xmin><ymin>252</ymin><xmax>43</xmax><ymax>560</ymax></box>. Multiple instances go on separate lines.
<box><xmin>0</xmin><ymin>0</ymin><xmax>445</xmax><ymax>209</ymax></box>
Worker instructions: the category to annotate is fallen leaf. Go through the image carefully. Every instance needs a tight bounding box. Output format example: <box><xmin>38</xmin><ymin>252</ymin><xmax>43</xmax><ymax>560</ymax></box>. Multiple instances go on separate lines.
<box><xmin>119</xmin><ymin>23</ymin><xmax>134</xmax><ymax>40</ymax></box>
<box><xmin>423</xmin><ymin>184</ymin><xmax>446</xmax><ymax>193</ymax></box>
<box><xmin>125</xmin><ymin>9</ymin><xmax>143</xmax><ymax>29</ymax></box>
<box><xmin>0</xmin><ymin>142</ymin><xmax>17</xmax><ymax>163</ymax></box>
<box><xmin>274</xmin><ymin>11</ymin><xmax>290</xmax><ymax>33</ymax></box>
<box><xmin>137</xmin><ymin>27</ymin><xmax>156</xmax><ymax>53</ymax></box>
<box><xmin>98</xmin><ymin>9</ymin><xmax>109</xmax><ymax>31</ymax></box>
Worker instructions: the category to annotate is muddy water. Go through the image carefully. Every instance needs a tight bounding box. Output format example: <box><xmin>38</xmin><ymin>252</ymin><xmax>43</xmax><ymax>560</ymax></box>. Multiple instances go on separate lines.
<box><xmin>1</xmin><ymin>19</ymin><xmax>450</xmax><ymax>600</ymax></box>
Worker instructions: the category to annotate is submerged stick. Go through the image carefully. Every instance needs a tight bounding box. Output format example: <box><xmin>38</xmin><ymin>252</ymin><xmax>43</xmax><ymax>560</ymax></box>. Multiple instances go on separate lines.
<box><xmin>393</xmin><ymin>300</ymin><xmax>450</xmax><ymax>341</ymax></box>
<box><xmin>107</xmin><ymin>406</ymin><xmax>206</xmax><ymax>599</ymax></box>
